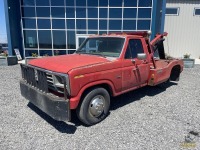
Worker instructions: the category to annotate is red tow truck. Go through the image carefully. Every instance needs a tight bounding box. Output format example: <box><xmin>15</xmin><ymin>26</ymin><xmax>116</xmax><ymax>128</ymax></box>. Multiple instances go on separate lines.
<box><xmin>20</xmin><ymin>31</ymin><xmax>183</xmax><ymax>125</ymax></box>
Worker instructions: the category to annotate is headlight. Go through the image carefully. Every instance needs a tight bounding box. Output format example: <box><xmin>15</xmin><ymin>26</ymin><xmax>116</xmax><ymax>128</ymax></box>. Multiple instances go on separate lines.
<box><xmin>52</xmin><ymin>74</ymin><xmax>70</xmax><ymax>95</ymax></box>
<box><xmin>54</xmin><ymin>76</ymin><xmax>64</xmax><ymax>87</ymax></box>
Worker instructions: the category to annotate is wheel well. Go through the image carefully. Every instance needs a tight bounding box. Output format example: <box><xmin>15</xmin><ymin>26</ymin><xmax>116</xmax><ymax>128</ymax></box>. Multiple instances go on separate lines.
<box><xmin>80</xmin><ymin>84</ymin><xmax>113</xmax><ymax>103</ymax></box>
<box><xmin>170</xmin><ymin>65</ymin><xmax>181</xmax><ymax>81</ymax></box>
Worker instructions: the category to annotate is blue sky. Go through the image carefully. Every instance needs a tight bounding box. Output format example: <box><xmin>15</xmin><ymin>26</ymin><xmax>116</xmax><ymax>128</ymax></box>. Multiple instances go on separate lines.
<box><xmin>0</xmin><ymin>0</ymin><xmax>7</xmax><ymax>43</ymax></box>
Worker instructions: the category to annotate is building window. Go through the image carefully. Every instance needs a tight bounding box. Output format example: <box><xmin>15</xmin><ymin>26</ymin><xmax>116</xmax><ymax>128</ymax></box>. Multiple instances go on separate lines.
<box><xmin>138</xmin><ymin>8</ymin><xmax>151</xmax><ymax>18</ymax></box>
<box><xmin>99</xmin><ymin>8</ymin><xmax>107</xmax><ymax>18</ymax></box>
<box><xmin>99</xmin><ymin>20</ymin><xmax>107</xmax><ymax>30</ymax></box>
<box><xmin>51</xmin><ymin>7</ymin><xmax>65</xmax><ymax>18</ymax></box>
<box><xmin>138</xmin><ymin>0</ymin><xmax>152</xmax><ymax>7</ymax></box>
<box><xmin>88</xmin><ymin>8</ymin><xmax>98</xmax><ymax>18</ymax></box>
<box><xmin>36</xmin><ymin>0</ymin><xmax>49</xmax><ymax>6</ymax></box>
<box><xmin>52</xmin><ymin>19</ymin><xmax>65</xmax><ymax>29</ymax></box>
<box><xmin>124</xmin><ymin>0</ymin><xmax>137</xmax><ymax>7</ymax></box>
<box><xmin>22</xmin><ymin>7</ymin><xmax>35</xmax><ymax>17</ymax></box>
<box><xmin>66</xmin><ymin>8</ymin><xmax>75</xmax><ymax>18</ymax></box>
<box><xmin>23</xmin><ymin>19</ymin><xmax>36</xmax><ymax>29</ymax></box>
<box><xmin>88</xmin><ymin>31</ymin><xmax>98</xmax><ymax>34</ymax></box>
<box><xmin>38</xmin><ymin>30</ymin><xmax>52</xmax><ymax>49</ymax></box>
<box><xmin>21</xmin><ymin>0</ymin><xmax>35</xmax><ymax>6</ymax></box>
<box><xmin>88</xmin><ymin>20</ymin><xmax>98</xmax><ymax>30</ymax></box>
<box><xmin>109</xmin><ymin>20</ymin><xmax>122</xmax><ymax>30</ymax></box>
<box><xmin>123</xmin><ymin>20</ymin><xmax>136</xmax><ymax>30</ymax></box>
<box><xmin>53</xmin><ymin>30</ymin><xmax>66</xmax><ymax>49</ymax></box>
<box><xmin>65</xmin><ymin>0</ymin><xmax>74</xmax><ymax>6</ymax></box>
<box><xmin>166</xmin><ymin>8</ymin><xmax>179</xmax><ymax>16</ymax></box>
<box><xmin>37</xmin><ymin>19</ymin><xmax>51</xmax><ymax>29</ymax></box>
<box><xmin>123</xmin><ymin>8</ymin><xmax>137</xmax><ymax>19</ymax></box>
<box><xmin>76</xmin><ymin>19</ymin><xmax>86</xmax><ymax>30</ymax></box>
<box><xmin>67</xmin><ymin>19</ymin><xmax>75</xmax><ymax>29</ymax></box>
<box><xmin>77</xmin><ymin>31</ymin><xmax>87</xmax><ymax>34</ymax></box>
<box><xmin>76</xmin><ymin>8</ymin><xmax>86</xmax><ymax>18</ymax></box>
<box><xmin>67</xmin><ymin>31</ymin><xmax>76</xmax><ymax>49</ymax></box>
<box><xmin>20</xmin><ymin>0</ymin><xmax>153</xmax><ymax>57</ymax></box>
<box><xmin>109</xmin><ymin>8</ymin><xmax>122</xmax><ymax>19</ymax></box>
<box><xmin>76</xmin><ymin>0</ymin><xmax>86</xmax><ymax>7</ymax></box>
<box><xmin>23</xmin><ymin>30</ymin><xmax>38</xmax><ymax>48</ymax></box>
<box><xmin>51</xmin><ymin>0</ymin><xmax>64</xmax><ymax>6</ymax></box>
<box><xmin>25</xmin><ymin>50</ymin><xmax>38</xmax><ymax>57</ymax></box>
<box><xmin>53</xmin><ymin>50</ymin><xmax>66</xmax><ymax>55</ymax></box>
<box><xmin>109</xmin><ymin>0</ymin><xmax>122</xmax><ymax>7</ymax></box>
<box><xmin>36</xmin><ymin>7</ymin><xmax>50</xmax><ymax>17</ymax></box>
<box><xmin>137</xmin><ymin>20</ymin><xmax>151</xmax><ymax>30</ymax></box>
<box><xmin>194</xmin><ymin>8</ymin><xmax>200</xmax><ymax>16</ymax></box>
<box><xmin>39</xmin><ymin>50</ymin><xmax>53</xmax><ymax>56</ymax></box>
<box><xmin>87</xmin><ymin>0</ymin><xmax>98</xmax><ymax>7</ymax></box>
<box><xmin>99</xmin><ymin>0</ymin><xmax>108</xmax><ymax>7</ymax></box>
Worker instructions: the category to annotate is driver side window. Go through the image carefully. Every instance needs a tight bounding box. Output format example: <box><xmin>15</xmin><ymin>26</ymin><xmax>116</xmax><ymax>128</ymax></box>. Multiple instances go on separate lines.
<box><xmin>125</xmin><ymin>39</ymin><xmax>144</xmax><ymax>59</ymax></box>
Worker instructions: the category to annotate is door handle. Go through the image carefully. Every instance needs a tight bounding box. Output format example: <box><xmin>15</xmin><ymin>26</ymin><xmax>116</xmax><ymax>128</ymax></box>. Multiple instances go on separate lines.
<box><xmin>132</xmin><ymin>67</ymin><xmax>139</xmax><ymax>71</ymax></box>
<box><xmin>116</xmin><ymin>75</ymin><xmax>121</xmax><ymax>79</ymax></box>
<box><xmin>131</xmin><ymin>59</ymin><xmax>135</xmax><ymax>64</ymax></box>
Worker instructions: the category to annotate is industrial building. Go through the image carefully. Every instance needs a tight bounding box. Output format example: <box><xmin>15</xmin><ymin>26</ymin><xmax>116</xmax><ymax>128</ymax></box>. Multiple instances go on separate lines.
<box><xmin>4</xmin><ymin>0</ymin><xmax>166</xmax><ymax>58</ymax></box>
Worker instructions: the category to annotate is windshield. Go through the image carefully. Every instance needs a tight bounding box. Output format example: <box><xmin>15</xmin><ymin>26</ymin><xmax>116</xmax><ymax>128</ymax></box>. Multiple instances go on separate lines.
<box><xmin>76</xmin><ymin>37</ymin><xmax>125</xmax><ymax>57</ymax></box>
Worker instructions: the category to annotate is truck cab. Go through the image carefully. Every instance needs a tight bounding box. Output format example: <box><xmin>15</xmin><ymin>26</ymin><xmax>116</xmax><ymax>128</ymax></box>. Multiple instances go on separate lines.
<box><xmin>20</xmin><ymin>31</ymin><xmax>183</xmax><ymax>125</ymax></box>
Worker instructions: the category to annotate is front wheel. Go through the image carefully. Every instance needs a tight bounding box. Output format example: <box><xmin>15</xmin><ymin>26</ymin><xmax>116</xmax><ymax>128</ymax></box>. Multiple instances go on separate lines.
<box><xmin>76</xmin><ymin>87</ymin><xmax>110</xmax><ymax>126</ymax></box>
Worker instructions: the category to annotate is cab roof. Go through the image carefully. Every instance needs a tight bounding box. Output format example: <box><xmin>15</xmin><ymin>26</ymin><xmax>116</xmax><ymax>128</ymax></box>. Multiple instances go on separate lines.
<box><xmin>88</xmin><ymin>31</ymin><xmax>152</xmax><ymax>38</ymax></box>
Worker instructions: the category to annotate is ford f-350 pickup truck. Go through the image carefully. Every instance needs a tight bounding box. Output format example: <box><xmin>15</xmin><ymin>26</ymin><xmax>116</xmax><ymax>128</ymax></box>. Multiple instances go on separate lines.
<box><xmin>20</xmin><ymin>31</ymin><xmax>183</xmax><ymax>125</ymax></box>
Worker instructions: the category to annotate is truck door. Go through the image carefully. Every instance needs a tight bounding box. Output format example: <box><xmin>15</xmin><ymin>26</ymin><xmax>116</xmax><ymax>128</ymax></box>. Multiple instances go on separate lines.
<box><xmin>122</xmin><ymin>39</ymin><xmax>149</xmax><ymax>91</ymax></box>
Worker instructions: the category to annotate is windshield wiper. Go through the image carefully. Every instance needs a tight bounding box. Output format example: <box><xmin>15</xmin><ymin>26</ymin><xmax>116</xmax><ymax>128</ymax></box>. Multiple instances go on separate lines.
<box><xmin>76</xmin><ymin>51</ymin><xmax>106</xmax><ymax>58</ymax></box>
<box><xmin>88</xmin><ymin>52</ymin><xmax>106</xmax><ymax>58</ymax></box>
<box><xmin>76</xmin><ymin>51</ymin><xmax>85</xmax><ymax>54</ymax></box>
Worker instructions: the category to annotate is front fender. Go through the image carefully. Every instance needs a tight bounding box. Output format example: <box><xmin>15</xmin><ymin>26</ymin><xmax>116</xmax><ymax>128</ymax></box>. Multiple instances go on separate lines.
<box><xmin>69</xmin><ymin>80</ymin><xmax>115</xmax><ymax>109</ymax></box>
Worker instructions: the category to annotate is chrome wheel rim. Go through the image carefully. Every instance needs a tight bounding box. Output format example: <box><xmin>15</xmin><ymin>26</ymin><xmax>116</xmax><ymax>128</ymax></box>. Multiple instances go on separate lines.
<box><xmin>89</xmin><ymin>95</ymin><xmax>105</xmax><ymax>117</ymax></box>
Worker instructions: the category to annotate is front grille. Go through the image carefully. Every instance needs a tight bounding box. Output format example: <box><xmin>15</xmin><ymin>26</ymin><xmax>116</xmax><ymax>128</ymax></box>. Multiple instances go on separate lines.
<box><xmin>46</xmin><ymin>73</ymin><xmax>64</xmax><ymax>94</ymax></box>
<box><xmin>46</xmin><ymin>73</ymin><xmax>54</xmax><ymax>86</ymax></box>
<box><xmin>21</xmin><ymin>64</ymin><xmax>66</xmax><ymax>95</ymax></box>
<box><xmin>21</xmin><ymin>65</ymin><xmax>48</xmax><ymax>93</ymax></box>
<box><xmin>46</xmin><ymin>73</ymin><xmax>57</xmax><ymax>92</ymax></box>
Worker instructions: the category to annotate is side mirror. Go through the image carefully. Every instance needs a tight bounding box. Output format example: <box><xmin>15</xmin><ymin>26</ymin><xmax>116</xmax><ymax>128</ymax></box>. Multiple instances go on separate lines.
<box><xmin>137</xmin><ymin>53</ymin><xmax>147</xmax><ymax>60</ymax></box>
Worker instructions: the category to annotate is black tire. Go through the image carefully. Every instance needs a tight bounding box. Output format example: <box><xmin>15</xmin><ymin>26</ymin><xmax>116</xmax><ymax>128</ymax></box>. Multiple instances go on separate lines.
<box><xmin>76</xmin><ymin>87</ymin><xmax>110</xmax><ymax>126</ymax></box>
<box><xmin>170</xmin><ymin>66</ymin><xmax>181</xmax><ymax>81</ymax></box>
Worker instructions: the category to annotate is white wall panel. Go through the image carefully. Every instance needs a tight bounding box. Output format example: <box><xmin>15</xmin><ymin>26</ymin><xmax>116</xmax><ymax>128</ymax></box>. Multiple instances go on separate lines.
<box><xmin>164</xmin><ymin>0</ymin><xmax>200</xmax><ymax>58</ymax></box>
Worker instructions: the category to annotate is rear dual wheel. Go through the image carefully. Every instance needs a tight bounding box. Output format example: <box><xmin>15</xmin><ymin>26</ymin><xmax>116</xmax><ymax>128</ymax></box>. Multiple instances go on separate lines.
<box><xmin>76</xmin><ymin>87</ymin><xmax>110</xmax><ymax>126</ymax></box>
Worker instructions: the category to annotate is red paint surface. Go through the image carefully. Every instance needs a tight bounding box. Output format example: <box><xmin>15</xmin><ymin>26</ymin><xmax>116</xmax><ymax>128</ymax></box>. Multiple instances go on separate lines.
<box><xmin>29</xmin><ymin>54</ymin><xmax>109</xmax><ymax>73</ymax></box>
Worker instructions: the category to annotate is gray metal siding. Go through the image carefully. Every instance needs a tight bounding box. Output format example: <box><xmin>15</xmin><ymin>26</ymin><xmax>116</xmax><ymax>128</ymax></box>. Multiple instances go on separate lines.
<box><xmin>164</xmin><ymin>0</ymin><xmax>200</xmax><ymax>58</ymax></box>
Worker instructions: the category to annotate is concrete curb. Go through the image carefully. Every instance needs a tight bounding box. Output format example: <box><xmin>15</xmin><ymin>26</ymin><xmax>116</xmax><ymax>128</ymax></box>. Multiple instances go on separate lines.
<box><xmin>195</xmin><ymin>59</ymin><xmax>200</xmax><ymax>64</ymax></box>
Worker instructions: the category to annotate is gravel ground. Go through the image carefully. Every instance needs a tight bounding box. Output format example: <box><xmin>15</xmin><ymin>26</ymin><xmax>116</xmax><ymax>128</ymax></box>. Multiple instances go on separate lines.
<box><xmin>0</xmin><ymin>64</ymin><xmax>200</xmax><ymax>150</ymax></box>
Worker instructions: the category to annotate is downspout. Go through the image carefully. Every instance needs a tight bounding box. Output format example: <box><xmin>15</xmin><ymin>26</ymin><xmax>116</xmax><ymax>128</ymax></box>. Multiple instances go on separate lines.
<box><xmin>151</xmin><ymin>0</ymin><xmax>158</xmax><ymax>40</ymax></box>
<box><xmin>3</xmin><ymin>0</ymin><xmax>13</xmax><ymax>56</ymax></box>
<box><xmin>161</xmin><ymin>0</ymin><xmax>166</xmax><ymax>33</ymax></box>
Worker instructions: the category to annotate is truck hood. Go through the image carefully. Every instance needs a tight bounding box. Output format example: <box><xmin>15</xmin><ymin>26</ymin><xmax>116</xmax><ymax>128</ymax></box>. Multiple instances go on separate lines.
<box><xmin>28</xmin><ymin>54</ymin><xmax>110</xmax><ymax>73</ymax></box>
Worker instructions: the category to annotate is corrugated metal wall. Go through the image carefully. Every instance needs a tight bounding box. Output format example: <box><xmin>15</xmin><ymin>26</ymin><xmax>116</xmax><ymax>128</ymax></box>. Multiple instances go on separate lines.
<box><xmin>164</xmin><ymin>0</ymin><xmax>200</xmax><ymax>58</ymax></box>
